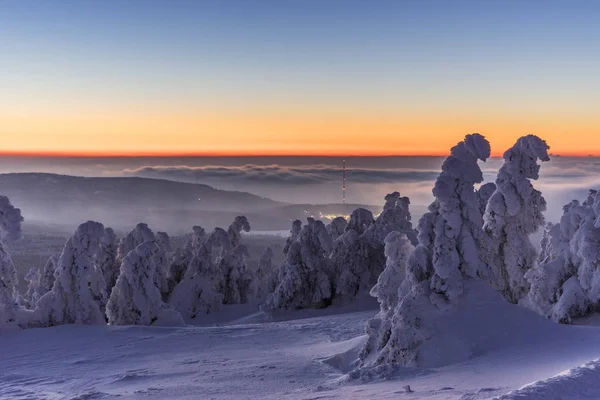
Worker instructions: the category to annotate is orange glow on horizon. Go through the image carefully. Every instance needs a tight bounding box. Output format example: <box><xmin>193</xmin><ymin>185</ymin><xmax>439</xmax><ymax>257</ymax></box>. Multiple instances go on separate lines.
<box><xmin>1</xmin><ymin>108</ymin><xmax>599</xmax><ymax>158</ymax></box>
<box><xmin>0</xmin><ymin>149</ymin><xmax>598</xmax><ymax>158</ymax></box>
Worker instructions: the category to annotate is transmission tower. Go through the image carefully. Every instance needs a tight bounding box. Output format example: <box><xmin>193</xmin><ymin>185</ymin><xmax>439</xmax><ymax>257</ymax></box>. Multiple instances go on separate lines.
<box><xmin>342</xmin><ymin>159</ymin><xmax>346</xmax><ymax>204</ymax></box>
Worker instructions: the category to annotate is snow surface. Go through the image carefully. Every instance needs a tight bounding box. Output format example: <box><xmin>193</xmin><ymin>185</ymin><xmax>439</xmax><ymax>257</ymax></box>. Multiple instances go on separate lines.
<box><xmin>4</xmin><ymin>283</ymin><xmax>600</xmax><ymax>400</ymax></box>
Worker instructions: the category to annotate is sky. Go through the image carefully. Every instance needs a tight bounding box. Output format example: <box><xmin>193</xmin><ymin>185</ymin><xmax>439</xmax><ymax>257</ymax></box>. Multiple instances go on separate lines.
<box><xmin>1</xmin><ymin>0</ymin><xmax>600</xmax><ymax>156</ymax></box>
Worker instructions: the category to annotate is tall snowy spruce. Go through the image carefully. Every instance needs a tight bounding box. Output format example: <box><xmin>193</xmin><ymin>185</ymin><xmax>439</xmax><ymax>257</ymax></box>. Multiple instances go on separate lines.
<box><xmin>357</xmin><ymin>133</ymin><xmax>491</xmax><ymax>370</ymax></box>
<box><xmin>254</xmin><ymin>247</ymin><xmax>274</xmax><ymax>303</ymax></box>
<box><xmin>361</xmin><ymin>232</ymin><xmax>414</xmax><ymax>362</ymax></box>
<box><xmin>332</xmin><ymin>192</ymin><xmax>416</xmax><ymax>302</ymax></box>
<box><xmin>330</xmin><ymin>208</ymin><xmax>375</xmax><ymax>300</ymax></box>
<box><xmin>267</xmin><ymin>219</ymin><xmax>303</xmax><ymax>294</ymax></box>
<box><xmin>34</xmin><ymin>221</ymin><xmax>108</xmax><ymax>326</ymax></box>
<box><xmin>525</xmin><ymin>191</ymin><xmax>600</xmax><ymax>323</ymax></box>
<box><xmin>97</xmin><ymin>227</ymin><xmax>119</xmax><ymax>297</ymax></box>
<box><xmin>168</xmin><ymin>225</ymin><xmax>207</xmax><ymax>290</ymax></box>
<box><xmin>21</xmin><ymin>267</ymin><xmax>42</xmax><ymax>308</ymax></box>
<box><xmin>38</xmin><ymin>254</ymin><xmax>58</xmax><ymax>301</ymax></box>
<box><xmin>327</xmin><ymin>217</ymin><xmax>348</xmax><ymax>242</ymax></box>
<box><xmin>220</xmin><ymin>244</ymin><xmax>253</xmax><ymax>304</ymax></box>
<box><xmin>0</xmin><ymin>195</ymin><xmax>24</xmax><ymax>327</ymax></box>
<box><xmin>483</xmin><ymin>135</ymin><xmax>550</xmax><ymax>304</ymax></box>
<box><xmin>263</xmin><ymin>218</ymin><xmax>333</xmax><ymax>312</ymax></box>
<box><xmin>107</xmin><ymin>241</ymin><xmax>183</xmax><ymax>325</ymax></box>
<box><xmin>219</xmin><ymin>216</ymin><xmax>254</xmax><ymax>304</ymax></box>
<box><xmin>169</xmin><ymin>230</ymin><xmax>226</xmax><ymax>320</ymax></box>
<box><xmin>118</xmin><ymin>223</ymin><xmax>169</xmax><ymax>298</ymax></box>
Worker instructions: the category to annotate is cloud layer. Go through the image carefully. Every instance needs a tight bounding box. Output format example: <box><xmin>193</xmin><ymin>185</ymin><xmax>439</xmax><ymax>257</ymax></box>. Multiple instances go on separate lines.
<box><xmin>124</xmin><ymin>164</ymin><xmax>442</xmax><ymax>185</ymax></box>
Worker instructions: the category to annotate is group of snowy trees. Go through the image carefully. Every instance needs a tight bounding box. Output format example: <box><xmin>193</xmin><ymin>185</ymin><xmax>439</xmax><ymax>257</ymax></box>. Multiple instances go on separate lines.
<box><xmin>0</xmin><ymin>209</ymin><xmax>271</xmax><ymax>329</ymax></box>
<box><xmin>358</xmin><ymin>134</ymin><xmax>558</xmax><ymax>371</ymax></box>
<box><xmin>263</xmin><ymin>191</ymin><xmax>418</xmax><ymax>313</ymax></box>
<box><xmin>525</xmin><ymin>189</ymin><xmax>600</xmax><ymax>324</ymax></box>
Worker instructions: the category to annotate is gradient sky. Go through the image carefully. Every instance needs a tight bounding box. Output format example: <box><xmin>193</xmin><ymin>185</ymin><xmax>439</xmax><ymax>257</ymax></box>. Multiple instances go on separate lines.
<box><xmin>1</xmin><ymin>0</ymin><xmax>599</xmax><ymax>156</ymax></box>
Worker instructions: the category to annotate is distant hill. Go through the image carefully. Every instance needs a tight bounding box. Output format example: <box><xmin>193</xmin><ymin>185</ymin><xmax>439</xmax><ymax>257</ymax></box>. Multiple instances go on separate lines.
<box><xmin>0</xmin><ymin>173</ymin><xmax>384</xmax><ymax>234</ymax></box>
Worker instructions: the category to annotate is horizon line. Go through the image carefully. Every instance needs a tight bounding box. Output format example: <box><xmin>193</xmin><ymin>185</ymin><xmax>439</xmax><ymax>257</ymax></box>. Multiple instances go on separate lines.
<box><xmin>0</xmin><ymin>150</ymin><xmax>593</xmax><ymax>158</ymax></box>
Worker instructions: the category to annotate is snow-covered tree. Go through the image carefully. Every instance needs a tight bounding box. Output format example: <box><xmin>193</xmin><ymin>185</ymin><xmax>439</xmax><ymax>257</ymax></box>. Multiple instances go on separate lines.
<box><xmin>332</xmin><ymin>192</ymin><xmax>416</xmax><ymax>302</ymax></box>
<box><xmin>370</xmin><ymin>232</ymin><xmax>415</xmax><ymax>313</ymax></box>
<box><xmin>358</xmin><ymin>133</ymin><xmax>492</xmax><ymax>369</ymax></box>
<box><xmin>107</xmin><ymin>241</ymin><xmax>177</xmax><ymax>325</ymax></box>
<box><xmin>483</xmin><ymin>135</ymin><xmax>550</xmax><ymax>303</ymax></box>
<box><xmin>0</xmin><ymin>195</ymin><xmax>23</xmax><ymax>241</ymax></box>
<box><xmin>156</xmin><ymin>231</ymin><xmax>172</xmax><ymax>252</ymax></box>
<box><xmin>118</xmin><ymin>223</ymin><xmax>169</xmax><ymax>298</ymax></box>
<box><xmin>263</xmin><ymin>218</ymin><xmax>333</xmax><ymax>312</ymax></box>
<box><xmin>155</xmin><ymin>231</ymin><xmax>172</xmax><ymax>284</ymax></box>
<box><xmin>21</xmin><ymin>268</ymin><xmax>41</xmax><ymax>308</ymax></box>
<box><xmin>0</xmin><ymin>196</ymin><xmax>24</xmax><ymax>327</ymax></box>
<box><xmin>476</xmin><ymin>182</ymin><xmax>497</xmax><ymax>215</ymax></box>
<box><xmin>327</xmin><ymin>217</ymin><xmax>347</xmax><ymax>242</ymax></box>
<box><xmin>41</xmin><ymin>253</ymin><xmax>58</xmax><ymax>291</ymax></box>
<box><xmin>525</xmin><ymin>192</ymin><xmax>600</xmax><ymax>323</ymax></box>
<box><xmin>283</xmin><ymin>220</ymin><xmax>302</xmax><ymax>256</ymax></box>
<box><xmin>254</xmin><ymin>247</ymin><xmax>274</xmax><ymax>303</ymax></box>
<box><xmin>331</xmin><ymin>208</ymin><xmax>375</xmax><ymax>301</ymax></box>
<box><xmin>361</xmin><ymin>232</ymin><xmax>414</xmax><ymax>363</ymax></box>
<box><xmin>220</xmin><ymin>244</ymin><xmax>254</xmax><ymax>304</ymax></box>
<box><xmin>169</xmin><ymin>231</ymin><xmax>224</xmax><ymax>320</ymax></box>
<box><xmin>34</xmin><ymin>221</ymin><xmax>107</xmax><ymax>326</ymax></box>
<box><xmin>17</xmin><ymin>252</ymin><xmax>60</xmax><ymax>310</ymax></box>
<box><xmin>371</xmin><ymin>192</ymin><xmax>417</xmax><ymax>246</ymax></box>
<box><xmin>97</xmin><ymin>227</ymin><xmax>119</xmax><ymax>296</ymax></box>
<box><xmin>168</xmin><ymin>226</ymin><xmax>207</xmax><ymax>290</ymax></box>
<box><xmin>227</xmin><ymin>216</ymin><xmax>251</xmax><ymax>248</ymax></box>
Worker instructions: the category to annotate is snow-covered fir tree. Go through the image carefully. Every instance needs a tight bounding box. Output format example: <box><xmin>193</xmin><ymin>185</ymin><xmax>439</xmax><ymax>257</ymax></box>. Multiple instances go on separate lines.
<box><xmin>267</xmin><ymin>220</ymin><xmax>303</xmax><ymax>295</ymax></box>
<box><xmin>263</xmin><ymin>218</ymin><xmax>333</xmax><ymax>312</ymax></box>
<box><xmin>332</xmin><ymin>192</ymin><xmax>416</xmax><ymax>302</ymax></box>
<box><xmin>0</xmin><ymin>196</ymin><xmax>23</xmax><ymax>328</ymax></box>
<box><xmin>21</xmin><ymin>267</ymin><xmax>41</xmax><ymax>308</ymax></box>
<box><xmin>327</xmin><ymin>217</ymin><xmax>347</xmax><ymax>242</ymax></box>
<box><xmin>117</xmin><ymin>223</ymin><xmax>169</xmax><ymax>298</ymax></box>
<box><xmin>254</xmin><ymin>247</ymin><xmax>274</xmax><ymax>303</ymax></box>
<box><xmin>370</xmin><ymin>231</ymin><xmax>415</xmax><ymax>313</ymax></box>
<box><xmin>361</xmin><ymin>231</ymin><xmax>414</xmax><ymax>363</ymax></box>
<box><xmin>220</xmin><ymin>244</ymin><xmax>253</xmax><ymax>304</ymax></box>
<box><xmin>169</xmin><ymin>230</ymin><xmax>225</xmax><ymax>319</ymax></box>
<box><xmin>37</xmin><ymin>254</ymin><xmax>58</xmax><ymax>302</ymax></box>
<box><xmin>107</xmin><ymin>241</ymin><xmax>180</xmax><ymax>325</ymax></box>
<box><xmin>227</xmin><ymin>216</ymin><xmax>251</xmax><ymax>248</ymax></box>
<box><xmin>283</xmin><ymin>219</ymin><xmax>302</xmax><ymax>256</ymax></box>
<box><xmin>156</xmin><ymin>231</ymin><xmax>172</xmax><ymax>253</ymax></box>
<box><xmin>0</xmin><ymin>195</ymin><xmax>24</xmax><ymax>327</ymax></box>
<box><xmin>331</xmin><ymin>208</ymin><xmax>375</xmax><ymax>301</ymax></box>
<box><xmin>483</xmin><ymin>135</ymin><xmax>550</xmax><ymax>303</ymax></box>
<box><xmin>358</xmin><ymin>133</ymin><xmax>492</xmax><ymax>369</ymax></box>
<box><xmin>34</xmin><ymin>221</ymin><xmax>107</xmax><ymax>326</ymax></box>
<box><xmin>525</xmin><ymin>192</ymin><xmax>600</xmax><ymax>323</ymax></box>
<box><xmin>97</xmin><ymin>227</ymin><xmax>119</xmax><ymax>297</ymax></box>
<box><xmin>168</xmin><ymin>226</ymin><xmax>207</xmax><ymax>290</ymax></box>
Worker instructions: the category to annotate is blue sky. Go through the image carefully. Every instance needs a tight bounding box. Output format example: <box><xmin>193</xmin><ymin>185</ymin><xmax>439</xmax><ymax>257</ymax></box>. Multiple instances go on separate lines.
<box><xmin>1</xmin><ymin>0</ymin><xmax>599</xmax><ymax>155</ymax></box>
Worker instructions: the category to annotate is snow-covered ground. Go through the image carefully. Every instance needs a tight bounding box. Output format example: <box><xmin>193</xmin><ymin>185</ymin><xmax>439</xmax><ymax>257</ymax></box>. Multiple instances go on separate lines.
<box><xmin>4</xmin><ymin>285</ymin><xmax>600</xmax><ymax>400</ymax></box>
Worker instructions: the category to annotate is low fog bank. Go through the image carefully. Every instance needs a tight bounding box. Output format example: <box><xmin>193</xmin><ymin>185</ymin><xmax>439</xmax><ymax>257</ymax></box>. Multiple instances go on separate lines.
<box><xmin>0</xmin><ymin>173</ymin><xmax>382</xmax><ymax>236</ymax></box>
<box><xmin>123</xmin><ymin>157</ymin><xmax>600</xmax><ymax>224</ymax></box>
<box><xmin>1</xmin><ymin>155</ymin><xmax>597</xmax><ymax>225</ymax></box>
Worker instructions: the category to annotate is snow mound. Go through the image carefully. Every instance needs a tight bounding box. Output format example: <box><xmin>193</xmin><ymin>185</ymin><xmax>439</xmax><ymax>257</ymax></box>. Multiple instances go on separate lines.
<box><xmin>360</xmin><ymin>279</ymin><xmax>576</xmax><ymax>370</ymax></box>
<box><xmin>497</xmin><ymin>360</ymin><xmax>600</xmax><ymax>400</ymax></box>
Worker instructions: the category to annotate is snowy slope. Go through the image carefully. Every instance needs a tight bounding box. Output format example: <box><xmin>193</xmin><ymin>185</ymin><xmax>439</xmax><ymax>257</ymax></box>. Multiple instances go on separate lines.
<box><xmin>3</xmin><ymin>287</ymin><xmax>600</xmax><ymax>400</ymax></box>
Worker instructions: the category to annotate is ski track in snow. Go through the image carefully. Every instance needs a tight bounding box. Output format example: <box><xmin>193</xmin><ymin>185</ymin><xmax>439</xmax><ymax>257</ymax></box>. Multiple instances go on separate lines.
<box><xmin>3</xmin><ymin>306</ymin><xmax>600</xmax><ymax>400</ymax></box>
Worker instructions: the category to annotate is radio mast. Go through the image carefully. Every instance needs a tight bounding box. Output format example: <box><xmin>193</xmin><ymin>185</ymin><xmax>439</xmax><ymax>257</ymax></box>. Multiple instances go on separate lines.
<box><xmin>342</xmin><ymin>159</ymin><xmax>346</xmax><ymax>204</ymax></box>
